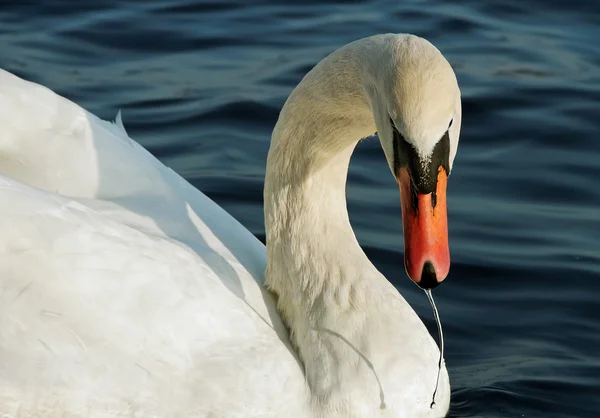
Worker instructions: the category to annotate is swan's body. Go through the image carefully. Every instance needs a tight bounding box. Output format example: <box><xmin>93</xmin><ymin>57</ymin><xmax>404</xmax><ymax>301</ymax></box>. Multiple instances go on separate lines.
<box><xmin>0</xmin><ymin>34</ymin><xmax>460</xmax><ymax>417</ymax></box>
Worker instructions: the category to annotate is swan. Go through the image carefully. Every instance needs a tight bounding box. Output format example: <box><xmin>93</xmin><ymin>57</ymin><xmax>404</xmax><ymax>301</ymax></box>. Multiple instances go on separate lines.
<box><xmin>0</xmin><ymin>33</ymin><xmax>461</xmax><ymax>417</ymax></box>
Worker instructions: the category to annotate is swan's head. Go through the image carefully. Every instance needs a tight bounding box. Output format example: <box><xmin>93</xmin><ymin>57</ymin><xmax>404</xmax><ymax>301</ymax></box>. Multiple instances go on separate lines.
<box><xmin>368</xmin><ymin>35</ymin><xmax>461</xmax><ymax>289</ymax></box>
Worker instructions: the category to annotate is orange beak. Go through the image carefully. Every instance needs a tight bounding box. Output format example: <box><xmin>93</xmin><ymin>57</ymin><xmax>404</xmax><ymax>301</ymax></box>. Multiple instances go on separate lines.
<box><xmin>398</xmin><ymin>167</ymin><xmax>450</xmax><ymax>289</ymax></box>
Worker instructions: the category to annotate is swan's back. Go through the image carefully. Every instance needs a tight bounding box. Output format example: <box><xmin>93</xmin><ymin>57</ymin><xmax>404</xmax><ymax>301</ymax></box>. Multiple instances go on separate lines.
<box><xmin>0</xmin><ymin>70</ymin><xmax>305</xmax><ymax>417</ymax></box>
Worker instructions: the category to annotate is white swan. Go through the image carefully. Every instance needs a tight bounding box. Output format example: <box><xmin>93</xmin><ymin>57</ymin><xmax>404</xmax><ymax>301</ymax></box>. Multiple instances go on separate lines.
<box><xmin>0</xmin><ymin>34</ymin><xmax>461</xmax><ymax>417</ymax></box>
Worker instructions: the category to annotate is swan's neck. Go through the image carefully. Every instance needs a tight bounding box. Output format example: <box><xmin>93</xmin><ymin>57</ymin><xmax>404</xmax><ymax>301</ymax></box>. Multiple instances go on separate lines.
<box><xmin>264</xmin><ymin>41</ymin><xmax>404</xmax><ymax>411</ymax></box>
<box><xmin>264</xmin><ymin>56</ymin><xmax>377</xmax><ymax>306</ymax></box>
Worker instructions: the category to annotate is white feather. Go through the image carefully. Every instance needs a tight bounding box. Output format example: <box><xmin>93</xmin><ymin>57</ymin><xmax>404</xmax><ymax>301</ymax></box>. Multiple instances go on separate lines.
<box><xmin>0</xmin><ymin>33</ymin><xmax>460</xmax><ymax>417</ymax></box>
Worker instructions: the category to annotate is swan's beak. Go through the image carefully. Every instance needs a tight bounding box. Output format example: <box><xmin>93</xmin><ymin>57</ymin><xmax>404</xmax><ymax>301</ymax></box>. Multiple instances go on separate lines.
<box><xmin>397</xmin><ymin>167</ymin><xmax>450</xmax><ymax>289</ymax></box>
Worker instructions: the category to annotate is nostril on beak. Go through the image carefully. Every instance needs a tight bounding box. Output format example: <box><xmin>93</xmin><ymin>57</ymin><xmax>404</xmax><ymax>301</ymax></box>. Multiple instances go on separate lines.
<box><xmin>417</xmin><ymin>261</ymin><xmax>440</xmax><ymax>290</ymax></box>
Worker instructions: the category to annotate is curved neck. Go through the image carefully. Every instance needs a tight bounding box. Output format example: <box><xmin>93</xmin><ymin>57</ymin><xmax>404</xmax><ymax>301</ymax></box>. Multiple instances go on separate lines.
<box><xmin>263</xmin><ymin>42</ymin><xmax>395</xmax><ymax>411</ymax></box>
<box><xmin>264</xmin><ymin>43</ymin><xmax>377</xmax><ymax>308</ymax></box>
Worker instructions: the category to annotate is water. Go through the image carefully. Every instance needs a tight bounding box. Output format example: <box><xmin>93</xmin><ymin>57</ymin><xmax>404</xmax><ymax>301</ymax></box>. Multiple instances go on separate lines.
<box><xmin>2</xmin><ymin>1</ymin><xmax>599</xmax><ymax>416</ymax></box>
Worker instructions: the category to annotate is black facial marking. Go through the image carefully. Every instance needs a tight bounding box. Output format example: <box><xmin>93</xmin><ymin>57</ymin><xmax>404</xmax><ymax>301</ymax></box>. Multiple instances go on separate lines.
<box><xmin>391</xmin><ymin>118</ymin><xmax>450</xmax><ymax>209</ymax></box>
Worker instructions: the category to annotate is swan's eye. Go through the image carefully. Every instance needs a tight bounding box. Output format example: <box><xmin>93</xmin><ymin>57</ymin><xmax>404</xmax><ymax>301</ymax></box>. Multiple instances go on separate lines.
<box><xmin>448</xmin><ymin>119</ymin><xmax>453</xmax><ymax>129</ymax></box>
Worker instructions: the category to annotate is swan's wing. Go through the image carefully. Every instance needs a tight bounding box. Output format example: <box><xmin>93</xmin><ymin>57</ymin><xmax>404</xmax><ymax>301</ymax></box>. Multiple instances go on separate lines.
<box><xmin>0</xmin><ymin>70</ymin><xmax>306</xmax><ymax>417</ymax></box>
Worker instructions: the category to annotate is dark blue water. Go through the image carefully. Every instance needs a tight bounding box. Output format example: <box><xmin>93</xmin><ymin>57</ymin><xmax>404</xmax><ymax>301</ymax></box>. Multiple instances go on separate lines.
<box><xmin>2</xmin><ymin>1</ymin><xmax>599</xmax><ymax>416</ymax></box>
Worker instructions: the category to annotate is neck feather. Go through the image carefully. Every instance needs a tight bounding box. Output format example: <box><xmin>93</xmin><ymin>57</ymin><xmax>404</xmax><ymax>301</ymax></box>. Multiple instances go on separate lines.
<box><xmin>263</xmin><ymin>40</ymin><xmax>395</xmax><ymax>407</ymax></box>
<box><xmin>264</xmin><ymin>41</ymin><xmax>377</xmax><ymax>309</ymax></box>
